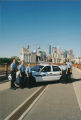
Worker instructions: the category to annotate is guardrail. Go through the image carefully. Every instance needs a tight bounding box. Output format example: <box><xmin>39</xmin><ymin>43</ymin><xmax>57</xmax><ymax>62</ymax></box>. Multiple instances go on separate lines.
<box><xmin>0</xmin><ymin>63</ymin><xmax>10</xmax><ymax>82</ymax></box>
<box><xmin>72</xmin><ymin>64</ymin><xmax>81</xmax><ymax>69</ymax></box>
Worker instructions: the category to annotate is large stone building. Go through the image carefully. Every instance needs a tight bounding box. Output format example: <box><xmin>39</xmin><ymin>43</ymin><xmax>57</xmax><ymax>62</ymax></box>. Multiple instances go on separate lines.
<box><xmin>20</xmin><ymin>47</ymin><xmax>36</xmax><ymax>63</ymax></box>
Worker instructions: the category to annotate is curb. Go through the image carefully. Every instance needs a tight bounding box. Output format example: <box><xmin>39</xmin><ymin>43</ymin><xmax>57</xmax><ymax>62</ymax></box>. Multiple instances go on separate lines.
<box><xmin>5</xmin><ymin>86</ymin><xmax>47</xmax><ymax>120</ymax></box>
<box><xmin>73</xmin><ymin>83</ymin><xmax>81</xmax><ymax>111</ymax></box>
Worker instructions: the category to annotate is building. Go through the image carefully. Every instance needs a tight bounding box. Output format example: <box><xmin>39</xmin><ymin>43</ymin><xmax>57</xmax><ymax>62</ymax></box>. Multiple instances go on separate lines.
<box><xmin>71</xmin><ymin>57</ymin><xmax>81</xmax><ymax>64</ymax></box>
<box><xmin>46</xmin><ymin>45</ymin><xmax>52</xmax><ymax>62</ymax></box>
<box><xmin>20</xmin><ymin>45</ymin><xmax>75</xmax><ymax>64</ymax></box>
<box><xmin>37</xmin><ymin>51</ymin><xmax>46</xmax><ymax>63</ymax></box>
<box><xmin>69</xmin><ymin>49</ymin><xmax>74</xmax><ymax>59</ymax></box>
<box><xmin>46</xmin><ymin>45</ymin><xmax>51</xmax><ymax>55</ymax></box>
<box><xmin>20</xmin><ymin>47</ymin><xmax>36</xmax><ymax>63</ymax></box>
<box><xmin>52</xmin><ymin>46</ymin><xmax>61</xmax><ymax>63</ymax></box>
<box><xmin>60</xmin><ymin>49</ymin><xmax>74</xmax><ymax>63</ymax></box>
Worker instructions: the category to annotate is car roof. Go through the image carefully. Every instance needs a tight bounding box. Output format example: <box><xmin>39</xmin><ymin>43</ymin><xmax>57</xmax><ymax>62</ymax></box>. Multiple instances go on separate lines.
<box><xmin>39</xmin><ymin>64</ymin><xmax>59</xmax><ymax>67</ymax></box>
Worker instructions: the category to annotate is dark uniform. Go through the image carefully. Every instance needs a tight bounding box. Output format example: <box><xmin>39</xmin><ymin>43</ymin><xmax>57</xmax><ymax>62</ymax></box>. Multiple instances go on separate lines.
<box><xmin>19</xmin><ymin>64</ymin><xmax>25</xmax><ymax>88</ymax></box>
<box><xmin>10</xmin><ymin>62</ymin><xmax>17</xmax><ymax>89</ymax></box>
<box><xmin>62</xmin><ymin>65</ymin><xmax>67</xmax><ymax>81</ymax></box>
<box><xmin>66</xmin><ymin>62</ymin><xmax>72</xmax><ymax>81</ymax></box>
<box><xmin>26</xmin><ymin>66</ymin><xmax>32</xmax><ymax>87</ymax></box>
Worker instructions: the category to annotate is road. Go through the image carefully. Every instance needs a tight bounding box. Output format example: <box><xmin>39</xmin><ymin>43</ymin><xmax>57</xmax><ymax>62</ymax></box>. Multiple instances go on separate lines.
<box><xmin>0</xmin><ymin>68</ymin><xmax>81</xmax><ymax>120</ymax></box>
<box><xmin>0</xmin><ymin>87</ymin><xmax>39</xmax><ymax>120</ymax></box>
<box><xmin>23</xmin><ymin>68</ymin><xmax>81</xmax><ymax>120</ymax></box>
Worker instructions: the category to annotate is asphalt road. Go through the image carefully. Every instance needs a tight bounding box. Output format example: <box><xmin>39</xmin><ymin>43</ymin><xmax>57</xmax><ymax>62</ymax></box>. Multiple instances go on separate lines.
<box><xmin>23</xmin><ymin>75</ymin><xmax>81</xmax><ymax>120</ymax></box>
<box><xmin>0</xmin><ymin>87</ymin><xmax>39</xmax><ymax>120</ymax></box>
<box><xmin>0</xmin><ymin>68</ymin><xmax>81</xmax><ymax>120</ymax></box>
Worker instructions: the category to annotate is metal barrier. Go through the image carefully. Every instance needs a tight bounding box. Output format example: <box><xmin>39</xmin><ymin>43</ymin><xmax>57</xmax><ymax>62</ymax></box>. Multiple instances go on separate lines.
<box><xmin>72</xmin><ymin>64</ymin><xmax>81</xmax><ymax>69</ymax></box>
<box><xmin>0</xmin><ymin>63</ymin><xmax>9</xmax><ymax>82</ymax></box>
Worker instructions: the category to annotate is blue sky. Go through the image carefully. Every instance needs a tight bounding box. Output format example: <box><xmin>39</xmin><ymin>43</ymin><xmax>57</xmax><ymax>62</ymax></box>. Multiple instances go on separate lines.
<box><xmin>0</xmin><ymin>1</ymin><xmax>81</xmax><ymax>57</ymax></box>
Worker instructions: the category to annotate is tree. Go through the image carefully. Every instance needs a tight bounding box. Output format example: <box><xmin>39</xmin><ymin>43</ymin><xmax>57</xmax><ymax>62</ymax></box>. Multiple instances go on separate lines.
<box><xmin>0</xmin><ymin>58</ymin><xmax>19</xmax><ymax>65</ymax></box>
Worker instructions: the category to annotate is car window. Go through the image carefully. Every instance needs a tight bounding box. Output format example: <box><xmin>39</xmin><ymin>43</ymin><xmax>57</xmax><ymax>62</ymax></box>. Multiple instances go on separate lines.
<box><xmin>32</xmin><ymin>65</ymin><xmax>44</xmax><ymax>72</ymax></box>
<box><xmin>41</xmin><ymin>66</ymin><xmax>51</xmax><ymax>72</ymax></box>
<box><xmin>52</xmin><ymin>66</ymin><xmax>61</xmax><ymax>72</ymax></box>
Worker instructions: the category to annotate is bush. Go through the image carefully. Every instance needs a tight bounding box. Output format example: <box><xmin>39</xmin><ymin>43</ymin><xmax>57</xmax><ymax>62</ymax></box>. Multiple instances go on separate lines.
<box><xmin>0</xmin><ymin>58</ymin><xmax>19</xmax><ymax>65</ymax></box>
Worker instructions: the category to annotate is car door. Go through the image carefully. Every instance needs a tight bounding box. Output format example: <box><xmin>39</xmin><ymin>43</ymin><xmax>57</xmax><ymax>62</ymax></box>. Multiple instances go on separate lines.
<box><xmin>51</xmin><ymin>66</ymin><xmax>61</xmax><ymax>80</ymax></box>
<box><xmin>40</xmin><ymin>66</ymin><xmax>53</xmax><ymax>81</ymax></box>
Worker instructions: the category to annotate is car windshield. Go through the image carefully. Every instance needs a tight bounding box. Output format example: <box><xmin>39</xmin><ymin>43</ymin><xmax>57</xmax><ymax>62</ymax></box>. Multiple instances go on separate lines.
<box><xmin>31</xmin><ymin>65</ymin><xmax>44</xmax><ymax>72</ymax></box>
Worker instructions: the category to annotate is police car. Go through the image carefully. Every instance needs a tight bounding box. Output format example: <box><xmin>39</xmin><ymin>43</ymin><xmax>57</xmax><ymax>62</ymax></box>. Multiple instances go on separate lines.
<box><xmin>8</xmin><ymin>64</ymin><xmax>62</xmax><ymax>83</ymax></box>
<box><xmin>31</xmin><ymin>64</ymin><xmax>62</xmax><ymax>82</ymax></box>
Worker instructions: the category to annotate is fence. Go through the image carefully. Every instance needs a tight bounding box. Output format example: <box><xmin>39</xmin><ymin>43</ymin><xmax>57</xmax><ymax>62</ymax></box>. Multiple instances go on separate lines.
<box><xmin>0</xmin><ymin>63</ymin><xmax>10</xmax><ymax>82</ymax></box>
<box><xmin>72</xmin><ymin>64</ymin><xmax>81</xmax><ymax>69</ymax></box>
<box><xmin>0</xmin><ymin>63</ymin><xmax>36</xmax><ymax>82</ymax></box>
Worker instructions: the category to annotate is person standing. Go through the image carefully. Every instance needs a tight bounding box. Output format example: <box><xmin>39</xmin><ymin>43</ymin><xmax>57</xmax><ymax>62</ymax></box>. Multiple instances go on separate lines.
<box><xmin>66</xmin><ymin>59</ymin><xmax>72</xmax><ymax>80</ymax></box>
<box><xmin>19</xmin><ymin>61</ymin><xmax>25</xmax><ymax>88</ymax></box>
<box><xmin>26</xmin><ymin>64</ymin><xmax>32</xmax><ymax>87</ymax></box>
<box><xmin>61</xmin><ymin>62</ymin><xmax>67</xmax><ymax>82</ymax></box>
<box><xmin>10</xmin><ymin>59</ymin><xmax>18</xmax><ymax>90</ymax></box>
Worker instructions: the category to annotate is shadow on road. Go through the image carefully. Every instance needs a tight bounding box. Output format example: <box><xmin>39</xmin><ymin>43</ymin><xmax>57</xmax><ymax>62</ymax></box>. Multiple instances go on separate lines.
<box><xmin>71</xmin><ymin>78</ymin><xmax>81</xmax><ymax>83</ymax></box>
<box><xmin>59</xmin><ymin>78</ymin><xmax>81</xmax><ymax>84</ymax></box>
<box><xmin>29</xmin><ymin>77</ymin><xmax>81</xmax><ymax>88</ymax></box>
<box><xmin>14</xmin><ymin>76</ymin><xmax>81</xmax><ymax>89</ymax></box>
<box><xmin>31</xmin><ymin>80</ymin><xmax>60</xmax><ymax>88</ymax></box>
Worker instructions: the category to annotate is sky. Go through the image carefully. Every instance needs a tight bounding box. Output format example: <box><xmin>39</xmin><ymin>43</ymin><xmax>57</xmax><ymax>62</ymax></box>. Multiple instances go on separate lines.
<box><xmin>0</xmin><ymin>0</ymin><xmax>81</xmax><ymax>57</ymax></box>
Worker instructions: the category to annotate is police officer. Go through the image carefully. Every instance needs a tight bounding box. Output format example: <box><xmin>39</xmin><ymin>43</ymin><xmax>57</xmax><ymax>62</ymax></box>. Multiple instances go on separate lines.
<box><xmin>62</xmin><ymin>62</ymin><xmax>67</xmax><ymax>81</ymax></box>
<box><xmin>10</xmin><ymin>59</ymin><xmax>18</xmax><ymax>90</ymax></box>
<box><xmin>66</xmin><ymin>59</ymin><xmax>72</xmax><ymax>80</ymax></box>
<box><xmin>26</xmin><ymin>64</ymin><xmax>32</xmax><ymax>87</ymax></box>
<box><xmin>19</xmin><ymin>61</ymin><xmax>25</xmax><ymax>88</ymax></box>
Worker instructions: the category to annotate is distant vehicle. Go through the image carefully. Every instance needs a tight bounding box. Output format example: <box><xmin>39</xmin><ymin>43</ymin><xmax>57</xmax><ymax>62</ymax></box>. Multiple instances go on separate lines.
<box><xmin>31</xmin><ymin>64</ymin><xmax>62</xmax><ymax>82</ymax></box>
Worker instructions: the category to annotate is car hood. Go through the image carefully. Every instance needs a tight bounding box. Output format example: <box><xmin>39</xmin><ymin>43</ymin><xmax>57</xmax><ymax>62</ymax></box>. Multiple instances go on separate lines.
<box><xmin>32</xmin><ymin>71</ymin><xmax>40</xmax><ymax>76</ymax></box>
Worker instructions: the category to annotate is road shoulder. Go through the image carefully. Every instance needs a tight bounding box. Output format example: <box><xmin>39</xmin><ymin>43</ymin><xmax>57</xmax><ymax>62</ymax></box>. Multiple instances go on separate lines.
<box><xmin>0</xmin><ymin>81</ymin><xmax>10</xmax><ymax>91</ymax></box>
<box><xmin>72</xmin><ymin>67</ymin><xmax>81</xmax><ymax>111</ymax></box>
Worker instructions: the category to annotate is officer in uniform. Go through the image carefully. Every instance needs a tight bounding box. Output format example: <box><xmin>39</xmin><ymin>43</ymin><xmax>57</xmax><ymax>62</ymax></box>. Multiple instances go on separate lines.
<box><xmin>26</xmin><ymin>64</ymin><xmax>32</xmax><ymax>87</ymax></box>
<box><xmin>19</xmin><ymin>61</ymin><xmax>25</xmax><ymax>88</ymax></box>
<box><xmin>66</xmin><ymin>59</ymin><xmax>72</xmax><ymax>81</ymax></box>
<box><xmin>10</xmin><ymin>59</ymin><xmax>18</xmax><ymax>90</ymax></box>
<box><xmin>61</xmin><ymin>62</ymin><xmax>67</xmax><ymax>82</ymax></box>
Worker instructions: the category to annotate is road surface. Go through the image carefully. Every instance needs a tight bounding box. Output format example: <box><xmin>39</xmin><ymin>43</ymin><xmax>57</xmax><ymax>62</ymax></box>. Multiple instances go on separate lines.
<box><xmin>23</xmin><ymin>68</ymin><xmax>81</xmax><ymax>120</ymax></box>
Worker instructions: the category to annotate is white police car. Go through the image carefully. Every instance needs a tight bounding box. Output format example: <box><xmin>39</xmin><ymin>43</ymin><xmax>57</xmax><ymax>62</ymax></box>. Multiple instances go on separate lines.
<box><xmin>31</xmin><ymin>64</ymin><xmax>62</xmax><ymax>82</ymax></box>
<box><xmin>8</xmin><ymin>64</ymin><xmax>62</xmax><ymax>83</ymax></box>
